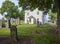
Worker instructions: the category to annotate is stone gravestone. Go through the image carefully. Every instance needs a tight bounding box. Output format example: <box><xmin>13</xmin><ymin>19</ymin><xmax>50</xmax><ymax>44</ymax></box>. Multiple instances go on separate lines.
<box><xmin>37</xmin><ymin>19</ymin><xmax>40</xmax><ymax>27</ymax></box>
<box><xmin>2</xmin><ymin>18</ymin><xmax>6</xmax><ymax>28</ymax></box>
<box><xmin>56</xmin><ymin>27</ymin><xmax>60</xmax><ymax>37</ymax></box>
<box><xmin>37</xmin><ymin>20</ymin><xmax>40</xmax><ymax>27</ymax></box>
<box><xmin>10</xmin><ymin>25</ymin><xmax>18</xmax><ymax>44</ymax></box>
<box><xmin>6</xmin><ymin>19</ymin><xmax>9</xmax><ymax>28</ymax></box>
<box><xmin>15</xmin><ymin>18</ymin><xmax>20</xmax><ymax>25</ymax></box>
<box><xmin>10</xmin><ymin>18</ymin><xmax>13</xmax><ymax>25</ymax></box>
<box><xmin>0</xmin><ymin>20</ymin><xmax>2</xmax><ymax>28</ymax></box>
<box><xmin>10</xmin><ymin>18</ymin><xmax>16</xmax><ymax>25</ymax></box>
<box><xmin>6</xmin><ymin>19</ymin><xmax>11</xmax><ymax>28</ymax></box>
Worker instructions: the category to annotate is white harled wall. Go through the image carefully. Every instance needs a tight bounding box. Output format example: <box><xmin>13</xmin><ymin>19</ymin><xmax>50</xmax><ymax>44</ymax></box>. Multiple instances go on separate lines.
<box><xmin>24</xmin><ymin>8</ymin><xmax>47</xmax><ymax>24</ymax></box>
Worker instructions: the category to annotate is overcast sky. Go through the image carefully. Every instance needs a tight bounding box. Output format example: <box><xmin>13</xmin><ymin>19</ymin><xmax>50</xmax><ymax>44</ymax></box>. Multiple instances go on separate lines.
<box><xmin>0</xmin><ymin>0</ymin><xmax>22</xmax><ymax>19</ymax></box>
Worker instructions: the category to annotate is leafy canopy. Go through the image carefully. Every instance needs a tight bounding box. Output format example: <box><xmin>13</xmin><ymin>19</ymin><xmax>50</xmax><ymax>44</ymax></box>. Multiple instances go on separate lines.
<box><xmin>18</xmin><ymin>0</ymin><xmax>53</xmax><ymax>11</ymax></box>
<box><xmin>0</xmin><ymin>0</ymin><xmax>19</xmax><ymax>18</ymax></box>
<box><xmin>19</xmin><ymin>10</ymin><xmax>24</xmax><ymax>20</ymax></box>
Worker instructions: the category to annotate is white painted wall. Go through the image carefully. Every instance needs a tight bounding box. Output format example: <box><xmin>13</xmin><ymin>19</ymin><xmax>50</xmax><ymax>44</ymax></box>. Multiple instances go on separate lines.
<box><xmin>24</xmin><ymin>8</ymin><xmax>49</xmax><ymax>24</ymax></box>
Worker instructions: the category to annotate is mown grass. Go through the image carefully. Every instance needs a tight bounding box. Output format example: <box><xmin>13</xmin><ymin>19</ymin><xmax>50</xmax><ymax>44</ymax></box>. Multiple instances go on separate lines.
<box><xmin>0</xmin><ymin>23</ymin><xmax>60</xmax><ymax>44</ymax></box>
<box><xmin>0</xmin><ymin>28</ymin><xmax>10</xmax><ymax>36</ymax></box>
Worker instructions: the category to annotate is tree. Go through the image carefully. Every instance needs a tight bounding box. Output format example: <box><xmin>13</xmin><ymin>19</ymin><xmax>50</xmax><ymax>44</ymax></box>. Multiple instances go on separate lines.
<box><xmin>49</xmin><ymin>12</ymin><xmax>57</xmax><ymax>23</ymax></box>
<box><xmin>0</xmin><ymin>0</ymin><xmax>19</xmax><ymax>42</ymax></box>
<box><xmin>18</xmin><ymin>0</ymin><xmax>52</xmax><ymax>10</ymax></box>
<box><xmin>18</xmin><ymin>0</ymin><xmax>60</xmax><ymax>35</ymax></box>
<box><xmin>0</xmin><ymin>0</ymin><xmax>19</xmax><ymax>28</ymax></box>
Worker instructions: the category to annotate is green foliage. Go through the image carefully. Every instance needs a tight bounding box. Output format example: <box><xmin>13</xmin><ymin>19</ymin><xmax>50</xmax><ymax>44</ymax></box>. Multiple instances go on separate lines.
<box><xmin>19</xmin><ymin>10</ymin><xmax>24</xmax><ymax>20</ymax></box>
<box><xmin>0</xmin><ymin>0</ymin><xmax>19</xmax><ymax>18</ymax></box>
<box><xmin>18</xmin><ymin>0</ymin><xmax>57</xmax><ymax>13</ymax></box>
<box><xmin>18</xmin><ymin>0</ymin><xmax>53</xmax><ymax>10</ymax></box>
<box><xmin>51</xmin><ymin>4</ymin><xmax>56</xmax><ymax>13</ymax></box>
<box><xmin>49</xmin><ymin>12</ymin><xmax>57</xmax><ymax>22</ymax></box>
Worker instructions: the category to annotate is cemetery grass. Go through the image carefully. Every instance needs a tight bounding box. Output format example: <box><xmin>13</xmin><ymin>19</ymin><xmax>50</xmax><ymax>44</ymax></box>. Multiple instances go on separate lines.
<box><xmin>0</xmin><ymin>24</ymin><xmax>60</xmax><ymax>44</ymax></box>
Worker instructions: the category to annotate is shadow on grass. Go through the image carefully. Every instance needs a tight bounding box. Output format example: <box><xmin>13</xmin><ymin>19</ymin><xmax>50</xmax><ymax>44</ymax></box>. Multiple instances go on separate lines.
<box><xmin>0</xmin><ymin>36</ymin><xmax>35</xmax><ymax>44</ymax></box>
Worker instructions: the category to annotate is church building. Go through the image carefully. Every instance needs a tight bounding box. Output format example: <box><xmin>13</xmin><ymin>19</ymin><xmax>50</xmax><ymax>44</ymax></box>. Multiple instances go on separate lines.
<box><xmin>24</xmin><ymin>8</ymin><xmax>49</xmax><ymax>24</ymax></box>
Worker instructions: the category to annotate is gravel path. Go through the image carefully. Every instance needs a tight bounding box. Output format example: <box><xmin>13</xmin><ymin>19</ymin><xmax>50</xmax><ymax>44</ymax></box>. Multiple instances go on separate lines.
<box><xmin>49</xmin><ymin>22</ymin><xmax>57</xmax><ymax>28</ymax></box>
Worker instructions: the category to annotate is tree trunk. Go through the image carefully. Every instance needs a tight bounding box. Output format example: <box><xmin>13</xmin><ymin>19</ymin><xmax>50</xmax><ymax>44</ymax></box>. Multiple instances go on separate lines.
<box><xmin>55</xmin><ymin>0</ymin><xmax>60</xmax><ymax>36</ymax></box>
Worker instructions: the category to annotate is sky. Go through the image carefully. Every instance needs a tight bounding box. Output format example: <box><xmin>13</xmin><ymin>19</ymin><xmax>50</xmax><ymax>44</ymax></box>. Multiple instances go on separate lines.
<box><xmin>0</xmin><ymin>0</ymin><xmax>18</xmax><ymax>8</ymax></box>
<box><xmin>0</xmin><ymin>0</ymin><xmax>22</xmax><ymax>19</ymax></box>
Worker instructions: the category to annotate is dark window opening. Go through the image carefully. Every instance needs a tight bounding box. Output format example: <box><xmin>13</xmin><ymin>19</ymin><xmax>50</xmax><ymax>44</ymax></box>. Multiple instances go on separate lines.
<box><xmin>37</xmin><ymin>11</ymin><xmax>39</xmax><ymax>15</ymax></box>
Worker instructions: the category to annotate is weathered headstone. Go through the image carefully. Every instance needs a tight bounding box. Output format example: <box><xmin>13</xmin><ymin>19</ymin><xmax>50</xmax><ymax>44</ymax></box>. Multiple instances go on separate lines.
<box><xmin>57</xmin><ymin>27</ymin><xmax>60</xmax><ymax>37</ymax></box>
<box><xmin>15</xmin><ymin>17</ymin><xmax>20</xmax><ymax>25</ymax></box>
<box><xmin>37</xmin><ymin>20</ymin><xmax>40</xmax><ymax>27</ymax></box>
<box><xmin>10</xmin><ymin>18</ymin><xmax>13</xmax><ymax>25</ymax></box>
<box><xmin>10</xmin><ymin>25</ymin><xmax>18</xmax><ymax>44</ymax></box>
<box><xmin>6</xmin><ymin>18</ymin><xmax>11</xmax><ymax>28</ymax></box>
<box><xmin>2</xmin><ymin>18</ymin><xmax>6</xmax><ymax>28</ymax></box>
<box><xmin>0</xmin><ymin>20</ymin><xmax>2</xmax><ymax>28</ymax></box>
<box><xmin>6</xmin><ymin>19</ymin><xmax>10</xmax><ymax>28</ymax></box>
<box><xmin>6</xmin><ymin>19</ymin><xmax>9</xmax><ymax>28</ymax></box>
<box><xmin>39</xmin><ymin>22</ymin><xmax>42</xmax><ymax>25</ymax></box>
<box><xmin>37</xmin><ymin>18</ymin><xmax>40</xmax><ymax>27</ymax></box>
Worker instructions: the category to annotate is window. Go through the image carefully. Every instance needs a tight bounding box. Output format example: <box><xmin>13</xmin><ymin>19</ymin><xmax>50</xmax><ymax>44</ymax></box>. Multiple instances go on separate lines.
<box><xmin>37</xmin><ymin>18</ymin><xmax>39</xmax><ymax>21</ymax></box>
<box><xmin>37</xmin><ymin>11</ymin><xmax>39</xmax><ymax>15</ymax></box>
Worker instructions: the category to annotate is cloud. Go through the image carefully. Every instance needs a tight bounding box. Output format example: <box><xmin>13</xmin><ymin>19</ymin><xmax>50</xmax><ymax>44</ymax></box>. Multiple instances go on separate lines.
<box><xmin>0</xmin><ymin>0</ymin><xmax>5</xmax><ymax>19</ymax></box>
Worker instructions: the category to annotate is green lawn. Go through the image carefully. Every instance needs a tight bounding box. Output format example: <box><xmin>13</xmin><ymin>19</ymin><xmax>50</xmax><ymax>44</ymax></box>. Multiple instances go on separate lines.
<box><xmin>0</xmin><ymin>24</ymin><xmax>60</xmax><ymax>44</ymax></box>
